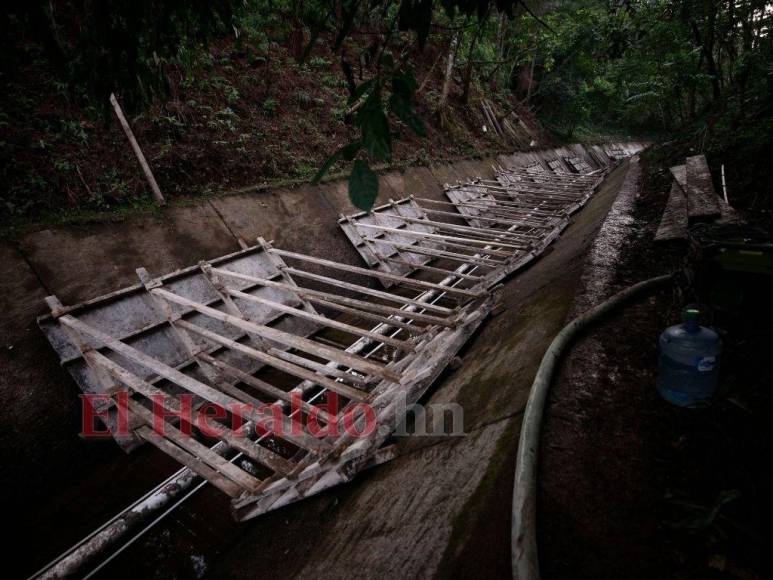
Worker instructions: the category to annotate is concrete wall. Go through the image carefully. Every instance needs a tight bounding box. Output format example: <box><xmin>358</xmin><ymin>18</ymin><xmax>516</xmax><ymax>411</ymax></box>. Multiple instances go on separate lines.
<box><xmin>0</xmin><ymin>141</ymin><xmax>631</xmax><ymax>577</ymax></box>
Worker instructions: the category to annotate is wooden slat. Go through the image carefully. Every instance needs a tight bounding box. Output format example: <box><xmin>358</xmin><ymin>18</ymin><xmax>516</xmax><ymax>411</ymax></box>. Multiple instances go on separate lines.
<box><xmin>350</xmin><ymin>227</ymin><xmax>519</xmax><ymax>257</ymax></box>
<box><xmin>381</xmin><ymin>256</ymin><xmax>483</xmax><ymax>281</ymax></box>
<box><xmin>226</xmin><ymin>287</ymin><xmax>414</xmax><ymax>352</ymax></box>
<box><xmin>177</xmin><ymin>320</ymin><xmax>375</xmax><ymax>402</ymax></box>
<box><xmin>269</xmin><ymin>350</ymin><xmax>369</xmax><ymax>387</ymax></box>
<box><xmin>287</xmin><ymin>266</ymin><xmax>456</xmax><ymax>314</ymax></box>
<box><xmin>59</xmin><ymin>315</ymin><xmax>328</xmax><ymax>453</ymax></box>
<box><xmin>309</xmin><ymin>297</ymin><xmax>426</xmax><ymax>333</ymax></box>
<box><xmin>417</xmin><ymin>196</ymin><xmax>553</xmax><ymax>218</ymax></box>
<box><xmin>269</xmin><ymin>248</ymin><xmax>488</xmax><ymax>298</ymax></box>
<box><xmin>421</xmin><ymin>207</ymin><xmax>554</xmax><ymax>230</ymax></box>
<box><xmin>376</xmin><ymin>215</ymin><xmax>536</xmax><ymax>244</ymax></box>
<box><xmin>209</xmin><ymin>268</ymin><xmax>454</xmax><ymax>328</ymax></box>
<box><xmin>151</xmin><ymin>287</ymin><xmax>397</xmax><ymax>381</ymax></box>
<box><xmin>137</xmin><ymin>426</ymin><xmax>243</xmax><ymax>498</ymax></box>
<box><xmin>359</xmin><ymin>238</ymin><xmax>504</xmax><ymax>268</ymax></box>
<box><xmin>198</xmin><ymin>352</ymin><xmax>337</xmax><ymax>425</ymax></box>
<box><xmin>129</xmin><ymin>400</ymin><xmax>264</xmax><ymax>492</ymax></box>
<box><xmin>685</xmin><ymin>155</ymin><xmax>721</xmax><ymax>219</ymax></box>
<box><xmin>88</xmin><ymin>350</ymin><xmax>294</xmax><ymax>474</ymax></box>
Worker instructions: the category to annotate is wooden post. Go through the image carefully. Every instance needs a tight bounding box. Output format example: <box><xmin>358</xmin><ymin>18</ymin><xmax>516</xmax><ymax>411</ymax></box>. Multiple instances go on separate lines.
<box><xmin>109</xmin><ymin>93</ymin><xmax>166</xmax><ymax>205</ymax></box>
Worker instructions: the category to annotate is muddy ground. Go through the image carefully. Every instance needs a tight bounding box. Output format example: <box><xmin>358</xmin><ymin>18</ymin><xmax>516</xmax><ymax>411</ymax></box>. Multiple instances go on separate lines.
<box><xmin>540</xmin><ymin>149</ymin><xmax>773</xmax><ymax>579</ymax></box>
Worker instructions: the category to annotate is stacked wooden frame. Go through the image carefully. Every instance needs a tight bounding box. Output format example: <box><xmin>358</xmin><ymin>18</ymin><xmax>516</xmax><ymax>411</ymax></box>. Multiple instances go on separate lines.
<box><xmin>39</xmin><ymin>238</ymin><xmax>494</xmax><ymax>520</ymax></box>
<box><xmin>564</xmin><ymin>156</ymin><xmax>593</xmax><ymax>173</ymax></box>
<box><xmin>338</xmin><ymin>162</ymin><xmax>609</xmax><ymax>293</ymax></box>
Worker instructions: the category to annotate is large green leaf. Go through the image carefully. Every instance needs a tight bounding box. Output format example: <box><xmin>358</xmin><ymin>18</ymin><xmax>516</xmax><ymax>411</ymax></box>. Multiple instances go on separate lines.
<box><xmin>389</xmin><ymin>93</ymin><xmax>426</xmax><ymax>136</ymax></box>
<box><xmin>389</xmin><ymin>69</ymin><xmax>426</xmax><ymax>136</ymax></box>
<box><xmin>348</xmin><ymin>159</ymin><xmax>379</xmax><ymax>211</ymax></box>
<box><xmin>311</xmin><ymin>141</ymin><xmax>362</xmax><ymax>184</ymax></box>
<box><xmin>357</xmin><ymin>94</ymin><xmax>392</xmax><ymax>161</ymax></box>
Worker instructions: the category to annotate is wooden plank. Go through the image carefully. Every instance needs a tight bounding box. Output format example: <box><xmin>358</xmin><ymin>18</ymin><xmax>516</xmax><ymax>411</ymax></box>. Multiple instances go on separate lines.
<box><xmin>349</xmin><ymin>225</ymin><xmax>522</xmax><ymax>255</ymax></box>
<box><xmin>358</xmin><ymin>238</ymin><xmax>503</xmax><ymax>268</ymax></box>
<box><xmin>382</xmin><ymin>215</ymin><xmax>536</xmax><ymax>244</ymax></box>
<box><xmin>269</xmin><ymin>248</ymin><xmax>487</xmax><ymax>298</ymax></box>
<box><xmin>177</xmin><ymin>320</ymin><xmax>375</xmax><ymax>402</ymax></box>
<box><xmin>256</xmin><ymin>238</ymin><xmax>319</xmax><ymax>315</ymax></box>
<box><xmin>355</xmin><ymin>232</ymin><xmax>517</xmax><ymax>259</ymax></box>
<box><xmin>198</xmin><ymin>352</ymin><xmax>337</xmax><ymax>425</ymax></box>
<box><xmin>269</xmin><ymin>350</ymin><xmax>369</xmax><ymax>388</ymax></box>
<box><xmin>59</xmin><ymin>314</ymin><xmax>328</xmax><ymax>453</ymax></box>
<box><xmin>421</xmin><ymin>207</ymin><xmax>554</xmax><ymax>230</ymax></box>
<box><xmin>109</xmin><ymin>93</ymin><xmax>165</xmax><ymax>205</ymax></box>
<box><xmin>436</xmin><ymin>195</ymin><xmax>564</xmax><ymax>217</ymax></box>
<box><xmin>151</xmin><ymin>287</ymin><xmax>397</xmax><ymax>381</ymax></box>
<box><xmin>685</xmin><ymin>155</ymin><xmax>721</xmax><ymax>220</ymax></box>
<box><xmin>281</xmin><ymin>267</ymin><xmax>456</xmax><ymax>313</ymax></box>
<box><xmin>670</xmin><ymin>165</ymin><xmax>686</xmax><ymax>190</ymax></box>
<box><xmin>226</xmin><ymin>287</ymin><xmax>414</xmax><ymax>352</ymax></box>
<box><xmin>209</xmin><ymin>268</ymin><xmax>454</xmax><ymax>328</ymax></box>
<box><xmin>129</xmin><ymin>401</ymin><xmax>264</xmax><ymax>492</ymax></box>
<box><xmin>654</xmin><ymin>181</ymin><xmax>689</xmax><ymax>242</ymax></box>
<box><xmin>137</xmin><ymin>426</ymin><xmax>243</xmax><ymax>497</ymax></box>
<box><xmin>88</xmin><ymin>350</ymin><xmax>294</xmax><ymax>474</ymax></box>
<box><xmin>308</xmin><ymin>297</ymin><xmax>426</xmax><ymax>333</ymax></box>
<box><xmin>381</xmin><ymin>256</ymin><xmax>483</xmax><ymax>281</ymax></box>
<box><xmin>497</xmin><ymin>182</ymin><xmax>589</xmax><ymax>195</ymax></box>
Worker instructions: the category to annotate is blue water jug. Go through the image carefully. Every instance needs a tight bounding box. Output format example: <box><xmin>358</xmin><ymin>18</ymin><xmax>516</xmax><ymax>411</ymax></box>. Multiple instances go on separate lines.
<box><xmin>656</xmin><ymin>309</ymin><xmax>721</xmax><ymax>407</ymax></box>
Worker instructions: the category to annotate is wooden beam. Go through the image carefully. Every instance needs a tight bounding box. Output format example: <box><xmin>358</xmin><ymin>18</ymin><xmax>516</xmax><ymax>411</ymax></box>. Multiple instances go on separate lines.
<box><xmin>226</xmin><ymin>287</ymin><xmax>414</xmax><ymax>352</ymax></box>
<box><xmin>209</xmin><ymin>267</ymin><xmax>454</xmax><ymax>328</ymax></box>
<box><xmin>129</xmin><ymin>400</ymin><xmax>264</xmax><ymax>493</ymax></box>
<box><xmin>269</xmin><ymin>248</ymin><xmax>487</xmax><ymax>299</ymax></box>
<box><xmin>197</xmin><ymin>352</ymin><xmax>337</xmax><ymax>425</ymax></box>
<box><xmin>421</xmin><ymin>207</ymin><xmax>549</xmax><ymax>232</ymax></box>
<box><xmin>58</xmin><ymin>314</ymin><xmax>328</xmax><ymax>453</ymax></box>
<box><xmin>109</xmin><ymin>93</ymin><xmax>165</xmax><ymax>205</ymax></box>
<box><xmin>137</xmin><ymin>426</ymin><xmax>244</xmax><ymax>497</ymax></box>
<box><xmin>177</xmin><ymin>319</ymin><xmax>375</xmax><ymax>402</ymax></box>
<box><xmin>88</xmin><ymin>350</ymin><xmax>294</xmax><ymax>474</ymax></box>
<box><xmin>151</xmin><ymin>287</ymin><xmax>397</xmax><ymax>381</ymax></box>
<box><xmin>380</xmin><ymin>256</ymin><xmax>483</xmax><ymax>281</ymax></box>
<box><xmin>359</xmin><ymin>238</ymin><xmax>503</xmax><ymax>268</ymax></box>
<box><xmin>352</xmin><ymin>222</ymin><xmax>528</xmax><ymax>251</ymax></box>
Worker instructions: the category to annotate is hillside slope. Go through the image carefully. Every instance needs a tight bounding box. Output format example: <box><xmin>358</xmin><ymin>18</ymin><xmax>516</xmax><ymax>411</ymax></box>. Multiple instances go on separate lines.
<box><xmin>2</xmin><ymin>32</ymin><xmax>545</xmax><ymax>231</ymax></box>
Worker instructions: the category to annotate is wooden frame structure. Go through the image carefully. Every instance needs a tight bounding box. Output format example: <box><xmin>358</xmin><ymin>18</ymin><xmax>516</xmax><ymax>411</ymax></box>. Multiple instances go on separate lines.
<box><xmin>339</xmin><ymin>160</ymin><xmax>610</xmax><ymax>294</ymax></box>
<box><xmin>40</xmin><ymin>238</ymin><xmax>494</xmax><ymax>519</ymax></box>
<box><xmin>38</xmin><ymin>146</ymin><xmax>623</xmax><ymax>523</ymax></box>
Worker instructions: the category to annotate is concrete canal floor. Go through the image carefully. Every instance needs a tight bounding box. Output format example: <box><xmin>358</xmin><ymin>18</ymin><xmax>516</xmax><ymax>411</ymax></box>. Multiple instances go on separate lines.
<box><xmin>0</xmin><ymin>154</ymin><xmax>633</xmax><ymax>579</ymax></box>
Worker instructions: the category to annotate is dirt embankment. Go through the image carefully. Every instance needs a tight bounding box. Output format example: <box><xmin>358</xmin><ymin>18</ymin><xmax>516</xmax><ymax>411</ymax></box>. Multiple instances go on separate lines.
<box><xmin>539</xmin><ymin>150</ymin><xmax>773</xmax><ymax>579</ymax></box>
<box><xmin>1</xmin><ymin>30</ymin><xmax>545</xmax><ymax>232</ymax></box>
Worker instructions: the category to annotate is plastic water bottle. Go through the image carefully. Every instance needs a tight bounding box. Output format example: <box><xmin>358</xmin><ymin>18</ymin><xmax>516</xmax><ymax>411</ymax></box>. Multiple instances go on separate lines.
<box><xmin>656</xmin><ymin>309</ymin><xmax>721</xmax><ymax>407</ymax></box>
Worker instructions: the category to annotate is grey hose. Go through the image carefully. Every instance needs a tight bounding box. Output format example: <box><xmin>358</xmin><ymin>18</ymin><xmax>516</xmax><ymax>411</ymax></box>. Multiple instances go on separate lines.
<box><xmin>511</xmin><ymin>273</ymin><xmax>674</xmax><ymax>580</ymax></box>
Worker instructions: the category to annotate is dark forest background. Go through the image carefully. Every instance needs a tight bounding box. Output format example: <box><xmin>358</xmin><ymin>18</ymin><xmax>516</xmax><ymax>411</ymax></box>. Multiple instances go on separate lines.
<box><xmin>2</xmin><ymin>1</ymin><xmax>771</xmax><ymax>223</ymax></box>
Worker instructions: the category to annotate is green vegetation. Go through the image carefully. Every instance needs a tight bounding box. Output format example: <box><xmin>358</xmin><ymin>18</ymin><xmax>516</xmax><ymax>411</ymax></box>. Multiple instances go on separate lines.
<box><xmin>1</xmin><ymin>1</ymin><xmax>771</xmax><ymax>220</ymax></box>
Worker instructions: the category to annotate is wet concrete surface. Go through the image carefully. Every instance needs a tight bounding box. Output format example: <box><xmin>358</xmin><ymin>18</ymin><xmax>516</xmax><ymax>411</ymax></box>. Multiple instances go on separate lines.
<box><xmin>0</xmin><ymin>150</ymin><xmax>631</xmax><ymax>579</ymax></box>
<box><xmin>19</xmin><ymin>204</ymin><xmax>240</xmax><ymax>306</ymax></box>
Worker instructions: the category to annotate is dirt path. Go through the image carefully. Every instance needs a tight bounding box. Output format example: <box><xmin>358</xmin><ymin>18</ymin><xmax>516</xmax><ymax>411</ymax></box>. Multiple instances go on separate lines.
<box><xmin>538</xmin><ymin>152</ymin><xmax>773</xmax><ymax>579</ymax></box>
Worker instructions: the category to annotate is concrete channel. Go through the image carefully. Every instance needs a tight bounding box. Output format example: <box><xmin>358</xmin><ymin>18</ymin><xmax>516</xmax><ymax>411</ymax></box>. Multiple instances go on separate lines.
<box><xmin>0</xmin><ymin>143</ymin><xmax>641</xmax><ymax>578</ymax></box>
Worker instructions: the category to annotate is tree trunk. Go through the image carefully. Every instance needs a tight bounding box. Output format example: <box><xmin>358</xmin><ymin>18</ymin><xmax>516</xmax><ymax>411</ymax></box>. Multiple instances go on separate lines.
<box><xmin>438</xmin><ymin>33</ymin><xmax>458</xmax><ymax>122</ymax></box>
<box><xmin>461</xmin><ymin>18</ymin><xmax>488</xmax><ymax>105</ymax></box>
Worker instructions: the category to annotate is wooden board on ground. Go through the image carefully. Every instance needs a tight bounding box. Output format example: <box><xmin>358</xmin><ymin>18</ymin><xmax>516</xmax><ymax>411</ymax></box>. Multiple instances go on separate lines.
<box><xmin>670</xmin><ymin>165</ymin><xmax>686</xmax><ymax>190</ymax></box>
<box><xmin>655</xmin><ymin>181</ymin><xmax>689</xmax><ymax>242</ymax></box>
<box><xmin>686</xmin><ymin>155</ymin><xmax>721</xmax><ymax>220</ymax></box>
